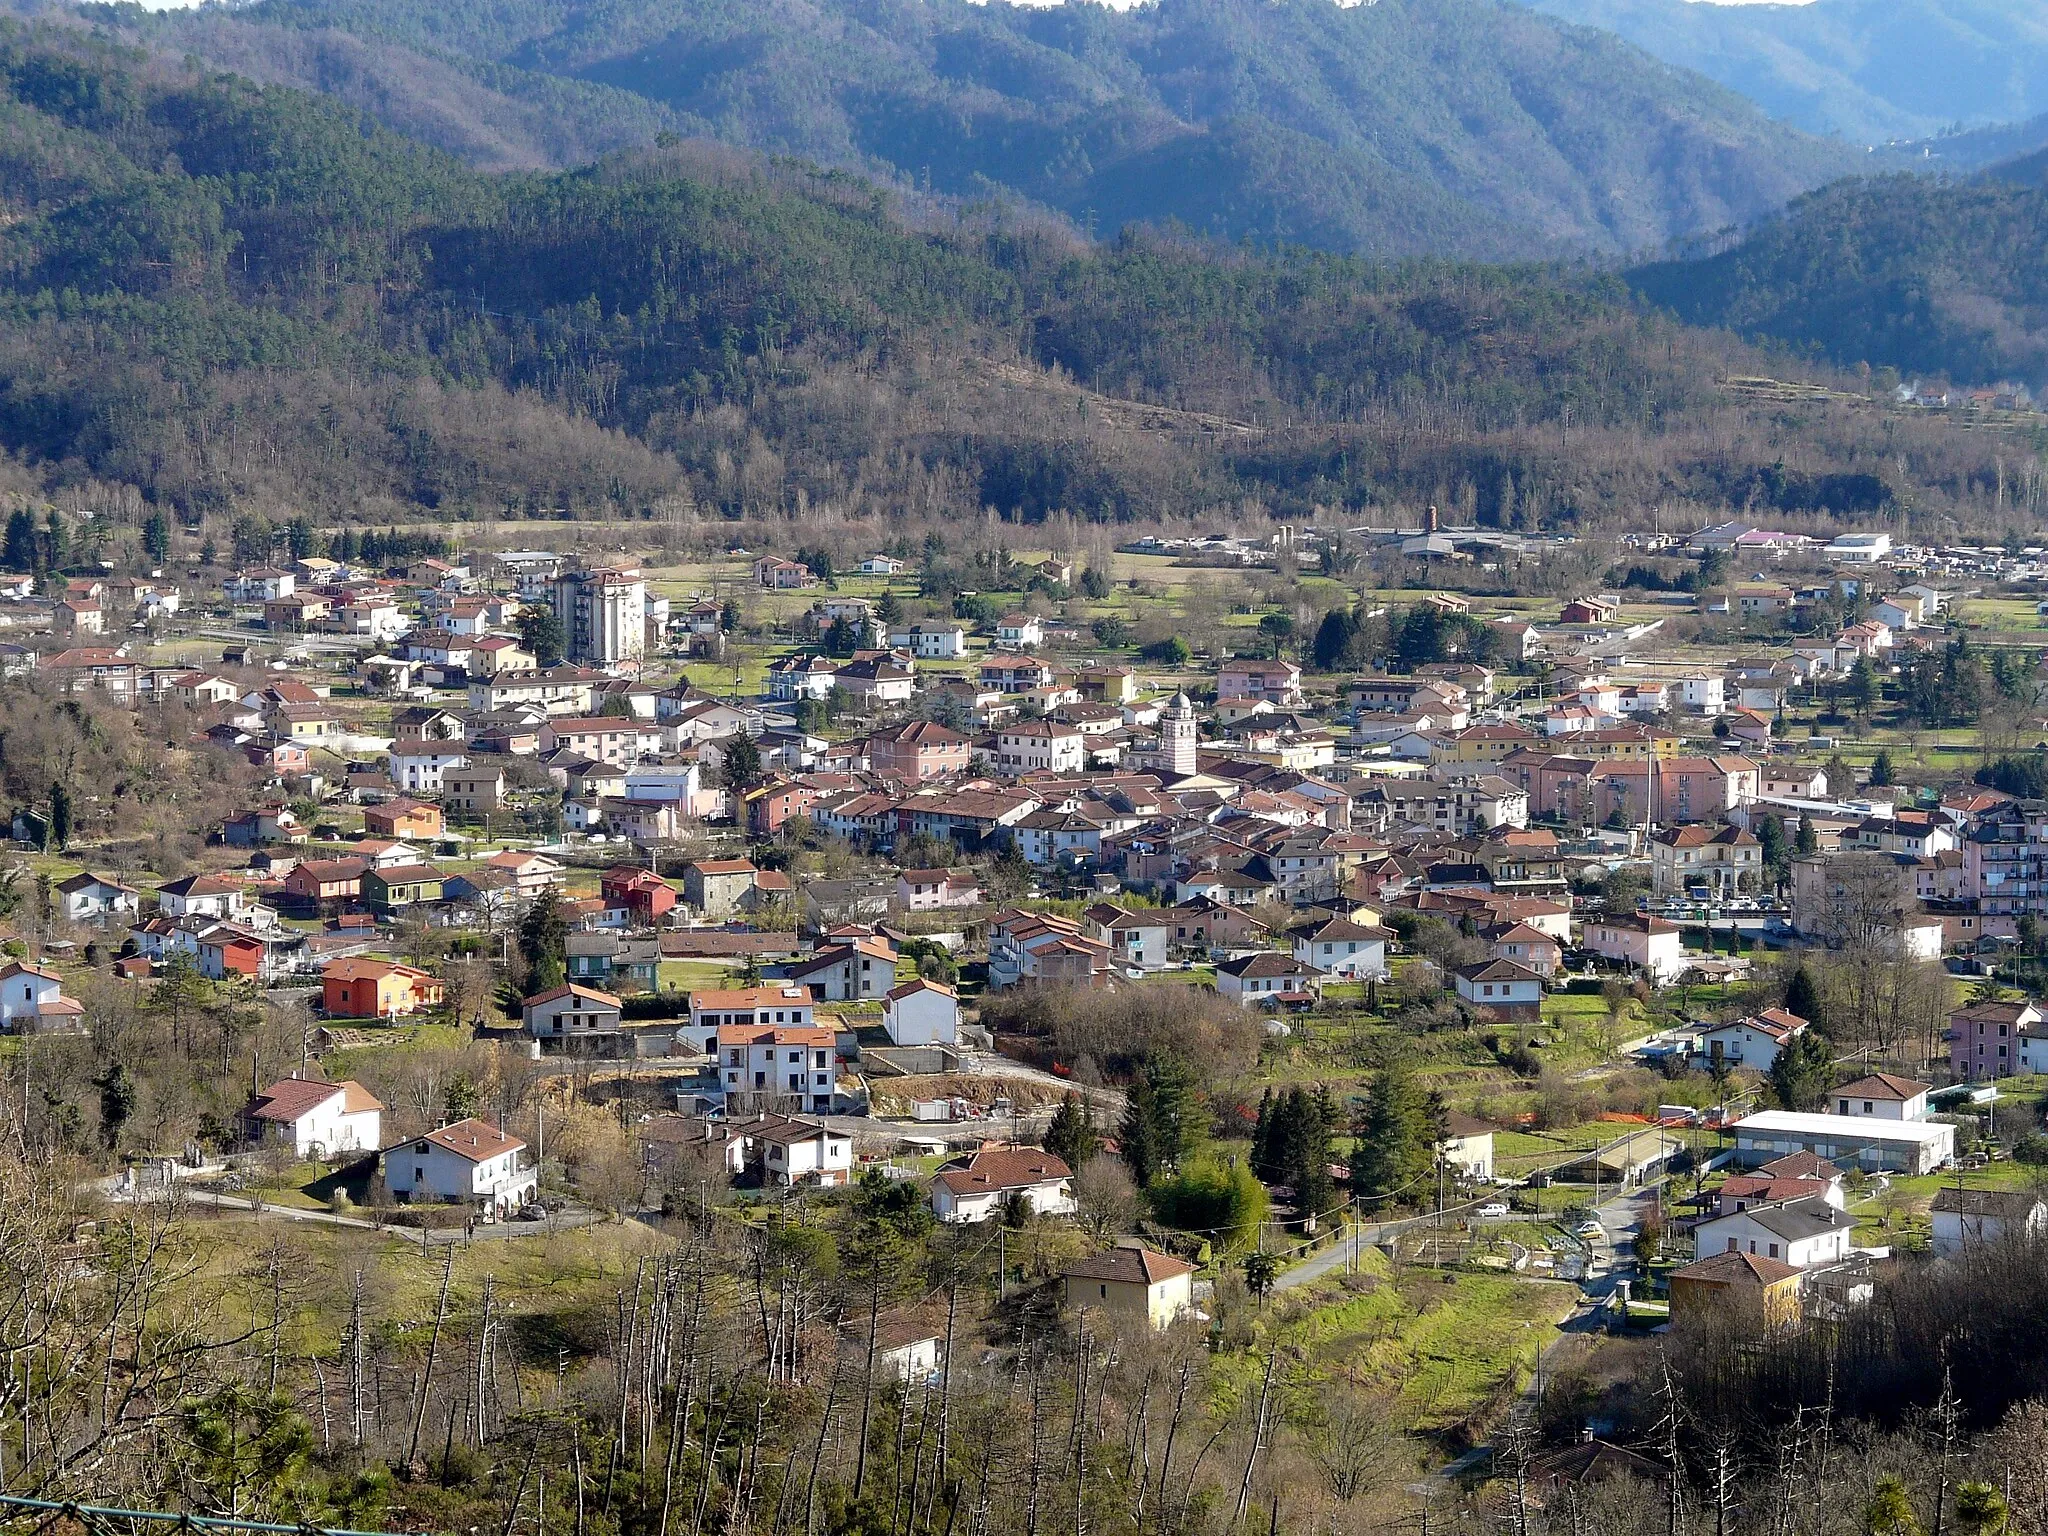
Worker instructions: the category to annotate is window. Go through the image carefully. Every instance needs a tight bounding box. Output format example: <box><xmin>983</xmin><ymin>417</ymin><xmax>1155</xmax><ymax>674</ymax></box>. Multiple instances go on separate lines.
<box><xmin>1768</xmin><ymin>1244</ymin><xmax>1779</xmax><ymax>1259</ymax></box>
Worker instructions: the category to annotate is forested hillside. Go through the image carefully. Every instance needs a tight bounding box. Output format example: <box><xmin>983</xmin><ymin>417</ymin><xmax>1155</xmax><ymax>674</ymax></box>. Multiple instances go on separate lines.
<box><xmin>1520</xmin><ymin>0</ymin><xmax>2048</xmax><ymax>144</ymax></box>
<box><xmin>33</xmin><ymin>0</ymin><xmax>1862</xmax><ymax>259</ymax></box>
<box><xmin>1629</xmin><ymin>174</ymin><xmax>2048</xmax><ymax>385</ymax></box>
<box><xmin>0</xmin><ymin>22</ymin><xmax>2027</xmax><ymax>545</ymax></box>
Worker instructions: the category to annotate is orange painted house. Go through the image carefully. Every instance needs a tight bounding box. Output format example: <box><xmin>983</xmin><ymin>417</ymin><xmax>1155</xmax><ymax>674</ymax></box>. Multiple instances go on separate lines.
<box><xmin>364</xmin><ymin>798</ymin><xmax>444</xmax><ymax>841</ymax></box>
<box><xmin>321</xmin><ymin>957</ymin><xmax>446</xmax><ymax>1019</ymax></box>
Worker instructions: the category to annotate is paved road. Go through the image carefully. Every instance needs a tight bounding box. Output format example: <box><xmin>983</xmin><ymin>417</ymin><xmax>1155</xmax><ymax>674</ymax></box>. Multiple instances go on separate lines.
<box><xmin>111</xmin><ymin>1185</ymin><xmax>602</xmax><ymax>1245</ymax></box>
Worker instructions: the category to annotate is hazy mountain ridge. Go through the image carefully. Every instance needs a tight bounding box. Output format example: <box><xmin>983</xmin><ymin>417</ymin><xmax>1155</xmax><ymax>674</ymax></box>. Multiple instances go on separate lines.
<box><xmin>47</xmin><ymin>0</ymin><xmax>1862</xmax><ymax>259</ymax></box>
<box><xmin>1521</xmin><ymin>0</ymin><xmax>2048</xmax><ymax>145</ymax></box>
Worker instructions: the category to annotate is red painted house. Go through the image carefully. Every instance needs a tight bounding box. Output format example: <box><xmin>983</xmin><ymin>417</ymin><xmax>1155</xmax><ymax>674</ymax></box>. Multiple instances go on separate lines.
<box><xmin>601</xmin><ymin>866</ymin><xmax>676</xmax><ymax>924</ymax></box>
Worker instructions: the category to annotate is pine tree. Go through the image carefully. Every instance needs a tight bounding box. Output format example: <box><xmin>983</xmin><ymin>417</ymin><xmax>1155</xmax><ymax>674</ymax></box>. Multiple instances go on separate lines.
<box><xmin>1795</xmin><ymin>813</ymin><xmax>1818</xmax><ymax>855</ymax></box>
<box><xmin>518</xmin><ymin>887</ymin><xmax>567</xmax><ymax>991</ymax></box>
<box><xmin>1044</xmin><ymin>1094</ymin><xmax>1098</xmax><ymax>1168</ymax></box>
<box><xmin>48</xmin><ymin>782</ymin><xmax>71</xmax><ymax>850</ymax></box>
<box><xmin>1349</xmin><ymin>1064</ymin><xmax>1430</xmax><ymax>1204</ymax></box>
<box><xmin>1783</xmin><ymin>963</ymin><xmax>1820</xmax><ymax>1024</ymax></box>
<box><xmin>142</xmin><ymin>511</ymin><xmax>171</xmax><ymax>565</ymax></box>
<box><xmin>1118</xmin><ymin>1072</ymin><xmax>1158</xmax><ymax>1186</ymax></box>
<box><xmin>1769</xmin><ymin>1027</ymin><xmax>1835</xmax><ymax>1112</ymax></box>
<box><xmin>1143</xmin><ymin>1054</ymin><xmax>1199</xmax><ymax>1171</ymax></box>
<box><xmin>2</xmin><ymin>509</ymin><xmax>36</xmax><ymax>574</ymax></box>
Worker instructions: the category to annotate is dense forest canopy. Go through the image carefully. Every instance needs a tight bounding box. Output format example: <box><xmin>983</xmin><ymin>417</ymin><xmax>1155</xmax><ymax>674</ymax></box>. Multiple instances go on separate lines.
<box><xmin>1629</xmin><ymin>172</ymin><xmax>2048</xmax><ymax>386</ymax></box>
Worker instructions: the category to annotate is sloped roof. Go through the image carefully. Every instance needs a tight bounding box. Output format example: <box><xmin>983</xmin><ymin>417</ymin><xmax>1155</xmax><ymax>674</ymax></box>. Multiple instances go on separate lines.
<box><xmin>1062</xmin><ymin>1244</ymin><xmax>1195</xmax><ymax>1285</ymax></box>
<box><xmin>1672</xmin><ymin>1249</ymin><xmax>1801</xmax><ymax>1286</ymax></box>
<box><xmin>935</xmin><ymin>1146</ymin><xmax>1072</xmax><ymax>1196</ymax></box>
<box><xmin>418</xmin><ymin>1118</ymin><xmax>523</xmax><ymax>1162</ymax></box>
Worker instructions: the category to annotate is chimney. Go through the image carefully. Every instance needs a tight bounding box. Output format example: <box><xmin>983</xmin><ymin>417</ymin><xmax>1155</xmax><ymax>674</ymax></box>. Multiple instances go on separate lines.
<box><xmin>1425</xmin><ymin>504</ymin><xmax>1441</xmax><ymax>535</ymax></box>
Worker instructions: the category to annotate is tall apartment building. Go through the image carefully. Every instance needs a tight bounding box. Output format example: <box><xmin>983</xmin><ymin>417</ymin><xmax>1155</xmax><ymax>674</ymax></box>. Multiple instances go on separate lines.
<box><xmin>553</xmin><ymin>567</ymin><xmax>647</xmax><ymax>666</ymax></box>
<box><xmin>1965</xmin><ymin>798</ymin><xmax>2048</xmax><ymax>939</ymax></box>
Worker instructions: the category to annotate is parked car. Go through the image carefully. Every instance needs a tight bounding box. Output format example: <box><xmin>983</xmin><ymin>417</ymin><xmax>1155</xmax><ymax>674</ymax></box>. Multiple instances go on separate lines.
<box><xmin>1477</xmin><ymin>1202</ymin><xmax>1510</xmax><ymax>1219</ymax></box>
<box><xmin>1575</xmin><ymin>1220</ymin><xmax>1606</xmax><ymax>1240</ymax></box>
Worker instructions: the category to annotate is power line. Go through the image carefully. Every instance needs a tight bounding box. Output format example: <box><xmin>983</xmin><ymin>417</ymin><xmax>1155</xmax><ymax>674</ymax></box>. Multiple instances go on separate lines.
<box><xmin>0</xmin><ymin>1495</ymin><xmax>390</xmax><ymax>1536</ymax></box>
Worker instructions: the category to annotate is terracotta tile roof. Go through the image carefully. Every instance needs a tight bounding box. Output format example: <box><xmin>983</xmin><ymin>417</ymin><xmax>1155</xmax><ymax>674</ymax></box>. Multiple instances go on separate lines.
<box><xmin>934</xmin><ymin>1146</ymin><xmax>1072</xmax><ymax>1196</ymax></box>
<box><xmin>418</xmin><ymin>1118</ymin><xmax>523</xmax><ymax>1162</ymax></box>
<box><xmin>1061</xmin><ymin>1243</ymin><xmax>1195</xmax><ymax>1285</ymax></box>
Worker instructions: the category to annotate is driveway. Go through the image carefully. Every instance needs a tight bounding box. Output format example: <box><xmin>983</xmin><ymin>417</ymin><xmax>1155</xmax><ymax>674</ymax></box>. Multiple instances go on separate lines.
<box><xmin>112</xmin><ymin>1185</ymin><xmax>601</xmax><ymax>1245</ymax></box>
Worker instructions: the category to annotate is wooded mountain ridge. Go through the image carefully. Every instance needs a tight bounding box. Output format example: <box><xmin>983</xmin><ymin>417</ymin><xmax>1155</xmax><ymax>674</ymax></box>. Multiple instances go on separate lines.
<box><xmin>21</xmin><ymin>0</ymin><xmax>1865</xmax><ymax>261</ymax></box>
<box><xmin>1629</xmin><ymin>163</ymin><xmax>2048</xmax><ymax>387</ymax></box>
<box><xmin>0</xmin><ymin>22</ymin><xmax>2030</xmax><ymax>550</ymax></box>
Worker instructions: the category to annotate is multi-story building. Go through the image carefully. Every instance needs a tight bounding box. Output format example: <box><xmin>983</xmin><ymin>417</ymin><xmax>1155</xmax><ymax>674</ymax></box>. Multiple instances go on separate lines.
<box><xmin>1650</xmin><ymin>824</ymin><xmax>1763</xmax><ymax>898</ymax></box>
<box><xmin>1965</xmin><ymin>799</ymin><xmax>2048</xmax><ymax>939</ymax></box>
<box><xmin>994</xmin><ymin>720</ymin><xmax>1086</xmax><ymax>776</ymax></box>
<box><xmin>712</xmin><ymin>1023</ymin><xmax>837</xmax><ymax>1115</ymax></box>
<box><xmin>553</xmin><ymin>567</ymin><xmax>647</xmax><ymax>666</ymax></box>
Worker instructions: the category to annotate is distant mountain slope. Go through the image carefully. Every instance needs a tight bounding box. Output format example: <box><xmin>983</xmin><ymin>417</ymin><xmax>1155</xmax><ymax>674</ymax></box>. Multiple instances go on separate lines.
<box><xmin>1629</xmin><ymin>174</ymin><xmax>2048</xmax><ymax>383</ymax></box>
<box><xmin>1520</xmin><ymin>0</ymin><xmax>2048</xmax><ymax>144</ymax></box>
<box><xmin>86</xmin><ymin>0</ymin><xmax>1860</xmax><ymax>259</ymax></box>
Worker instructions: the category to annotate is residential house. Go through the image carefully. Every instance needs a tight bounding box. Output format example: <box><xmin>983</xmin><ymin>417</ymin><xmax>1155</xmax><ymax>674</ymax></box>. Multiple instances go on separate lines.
<box><xmin>321</xmin><ymin>957</ymin><xmax>444</xmax><ymax>1019</ymax></box>
<box><xmin>686</xmin><ymin>986</ymin><xmax>816</xmax><ymax>1053</ymax></box>
<box><xmin>881</xmin><ymin>979</ymin><xmax>960</xmax><ymax>1046</ymax></box>
<box><xmin>243</xmin><ymin>1076</ymin><xmax>382</xmax><ymax>1157</ymax></box>
<box><xmin>441</xmin><ymin>764</ymin><xmax>505</xmax><ymax>816</ymax></box>
<box><xmin>749</xmin><ymin>1116</ymin><xmax>856</xmax><ymax>1187</ymax></box>
<box><xmin>363</xmin><ymin>798</ymin><xmax>444</xmax><ymax>841</ymax></box>
<box><xmin>1668</xmin><ymin>1251</ymin><xmax>1804</xmax><ymax>1331</ymax></box>
<box><xmin>1483</xmin><ymin>921</ymin><xmax>1563</xmax><ymax>978</ymax></box>
<box><xmin>753</xmin><ymin>556</ymin><xmax>817</xmax><ymax>589</ymax></box>
<box><xmin>1215</xmin><ymin>951</ymin><xmax>1321</xmax><ymax>1007</ymax></box>
<box><xmin>1832</xmin><ymin>1073</ymin><xmax>1930</xmax><ymax>1121</ymax></box>
<box><xmin>713</xmin><ymin>1023</ymin><xmax>837</xmax><ymax>1115</ymax></box>
<box><xmin>1290</xmin><ymin>916</ymin><xmax>1388</xmax><ymax>979</ymax></box>
<box><xmin>540</xmin><ymin>717</ymin><xmax>646</xmax><ymax>767</ymax></box>
<box><xmin>1453</xmin><ymin>958</ymin><xmax>1543</xmax><ymax>1022</ymax></box>
<box><xmin>995</xmin><ymin>720</ymin><xmax>1086</xmax><ymax>776</ymax></box>
<box><xmin>1693</xmin><ymin>1196</ymin><xmax>1857</xmax><ymax>1270</ymax></box>
<box><xmin>1083</xmin><ymin>904</ymin><xmax>1177</xmax><ymax>972</ymax></box>
<box><xmin>1440</xmin><ymin>1113</ymin><xmax>1495</xmax><ymax>1180</ymax></box>
<box><xmin>1218</xmin><ymin>660</ymin><xmax>1305</xmax><ymax>708</ymax></box>
<box><xmin>387</xmin><ymin>746</ymin><xmax>469</xmax><ymax>794</ymax></box>
<box><xmin>156</xmin><ymin>874</ymin><xmax>246</xmax><ymax>920</ymax></box>
<box><xmin>56</xmin><ymin>872</ymin><xmax>140</xmax><ymax>924</ymax></box>
<box><xmin>682</xmin><ymin>859</ymin><xmax>759</xmax><ymax>919</ymax></box>
<box><xmin>0</xmin><ymin>961</ymin><xmax>85</xmax><ymax>1033</ymax></box>
<box><xmin>891</xmin><ymin>623</ymin><xmax>967</xmax><ymax>660</ymax></box>
<box><xmin>522</xmin><ymin>984</ymin><xmax>625</xmax><ymax>1051</ymax></box>
<box><xmin>785</xmin><ymin>935</ymin><xmax>898</xmax><ymax>1001</ymax></box>
<box><xmin>932</xmin><ymin>1146</ymin><xmax>1074</xmax><ymax>1223</ymax></box>
<box><xmin>1580</xmin><ymin>911</ymin><xmax>1687</xmax><ymax>983</ymax></box>
<box><xmin>384</xmin><ymin>1119</ymin><xmax>536</xmax><ymax>1216</ymax></box>
<box><xmin>279</xmin><ymin>858</ymin><xmax>368</xmax><ymax>916</ymax></box>
<box><xmin>1696</xmin><ymin>1008</ymin><xmax>1809</xmax><ymax>1074</ymax></box>
<box><xmin>1060</xmin><ymin>1243</ymin><xmax>1196</xmax><ymax>1331</ymax></box>
<box><xmin>867</xmin><ymin>721</ymin><xmax>972</xmax><ymax>781</ymax></box>
<box><xmin>1930</xmin><ymin>1188</ymin><xmax>2048</xmax><ymax>1258</ymax></box>
<box><xmin>1650</xmin><ymin>824</ymin><xmax>1763</xmax><ymax>898</ymax></box>
<box><xmin>602</xmin><ymin>866</ymin><xmax>678</xmax><ymax>926</ymax></box>
<box><xmin>361</xmin><ymin>864</ymin><xmax>446</xmax><ymax>914</ymax></box>
<box><xmin>995</xmin><ymin>613</ymin><xmax>1044</xmax><ymax>649</ymax></box>
<box><xmin>1946</xmin><ymin>998</ymin><xmax>2042</xmax><ymax>1081</ymax></box>
<box><xmin>895</xmin><ymin>868</ymin><xmax>980</xmax><ymax>911</ymax></box>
